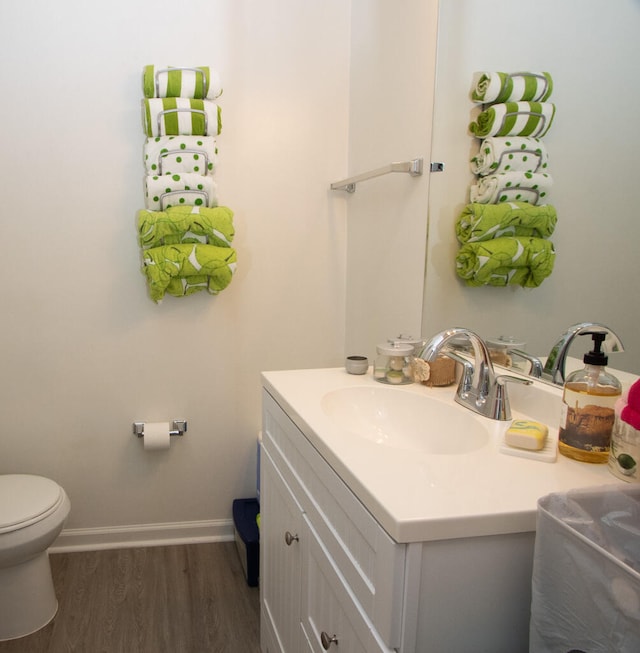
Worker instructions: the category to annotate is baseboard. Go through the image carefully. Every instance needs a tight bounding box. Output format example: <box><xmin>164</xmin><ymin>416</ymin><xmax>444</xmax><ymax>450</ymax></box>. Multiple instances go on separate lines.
<box><xmin>51</xmin><ymin>518</ymin><xmax>235</xmax><ymax>553</ymax></box>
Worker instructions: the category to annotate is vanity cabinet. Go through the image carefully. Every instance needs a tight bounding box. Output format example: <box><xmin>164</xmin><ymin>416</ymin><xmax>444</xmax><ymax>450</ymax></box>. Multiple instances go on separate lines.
<box><xmin>260</xmin><ymin>390</ymin><xmax>403</xmax><ymax>653</ymax></box>
<box><xmin>260</xmin><ymin>367</ymin><xmax>626</xmax><ymax>651</ymax></box>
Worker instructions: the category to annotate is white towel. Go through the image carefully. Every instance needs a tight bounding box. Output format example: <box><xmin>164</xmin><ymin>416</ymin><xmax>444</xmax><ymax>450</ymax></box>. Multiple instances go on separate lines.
<box><xmin>470</xmin><ymin>72</ymin><xmax>553</xmax><ymax>104</ymax></box>
<box><xmin>471</xmin><ymin>137</ymin><xmax>549</xmax><ymax>176</ymax></box>
<box><xmin>145</xmin><ymin>173</ymin><xmax>218</xmax><ymax>211</ymax></box>
<box><xmin>470</xmin><ymin>172</ymin><xmax>553</xmax><ymax>205</ymax></box>
<box><xmin>144</xmin><ymin>136</ymin><xmax>218</xmax><ymax>176</ymax></box>
<box><xmin>142</xmin><ymin>98</ymin><xmax>221</xmax><ymax>137</ymax></box>
<box><xmin>469</xmin><ymin>101</ymin><xmax>556</xmax><ymax>139</ymax></box>
<box><xmin>143</xmin><ymin>65</ymin><xmax>223</xmax><ymax>100</ymax></box>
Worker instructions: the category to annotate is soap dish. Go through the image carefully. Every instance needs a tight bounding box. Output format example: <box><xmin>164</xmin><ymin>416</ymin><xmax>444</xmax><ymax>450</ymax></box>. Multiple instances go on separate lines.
<box><xmin>499</xmin><ymin>429</ymin><xmax>558</xmax><ymax>462</ymax></box>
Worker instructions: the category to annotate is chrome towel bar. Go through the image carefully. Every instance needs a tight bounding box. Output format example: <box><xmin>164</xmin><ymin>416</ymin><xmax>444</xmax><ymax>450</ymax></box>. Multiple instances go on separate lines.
<box><xmin>331</xmin><ymin>157</ymin><xmax>424</xmax><ymax>193</ymax></box>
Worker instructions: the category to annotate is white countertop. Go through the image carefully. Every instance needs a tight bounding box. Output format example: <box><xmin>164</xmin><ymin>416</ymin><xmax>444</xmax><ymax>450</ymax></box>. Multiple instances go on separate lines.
<box><xmin>262</xmin><ymin>366</ymin><xmax>635</xmax><ymax>544</ymax></box>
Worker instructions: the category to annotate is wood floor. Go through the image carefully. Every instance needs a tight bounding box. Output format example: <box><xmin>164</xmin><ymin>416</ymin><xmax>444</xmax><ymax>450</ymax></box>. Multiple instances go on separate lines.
<box><xmin>0</xmin><ymin>542</ymin><xmax>260</xmax><ymax>653</ymax></box>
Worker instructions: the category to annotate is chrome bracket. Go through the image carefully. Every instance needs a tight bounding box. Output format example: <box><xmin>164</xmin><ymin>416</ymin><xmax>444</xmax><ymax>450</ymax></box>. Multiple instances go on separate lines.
<box><xmin>133</xmin><ymin>420</ymin><xmax>188</xmax><ymax>438</ymax></box>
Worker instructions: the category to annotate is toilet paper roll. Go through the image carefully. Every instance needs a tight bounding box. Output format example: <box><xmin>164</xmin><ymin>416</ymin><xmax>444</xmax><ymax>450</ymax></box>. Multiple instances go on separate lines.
<box><xmin>143</xmin><ymin>422</ymin><xmax>171</xmax><ymax>451</ymax></box>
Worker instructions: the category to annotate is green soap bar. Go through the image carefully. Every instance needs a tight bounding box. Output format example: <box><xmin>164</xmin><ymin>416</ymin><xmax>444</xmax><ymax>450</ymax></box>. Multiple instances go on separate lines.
<box><xmin>505</xmin><ymin>419</ymin><xmax>548</xmax><ymax>451</ymax></box>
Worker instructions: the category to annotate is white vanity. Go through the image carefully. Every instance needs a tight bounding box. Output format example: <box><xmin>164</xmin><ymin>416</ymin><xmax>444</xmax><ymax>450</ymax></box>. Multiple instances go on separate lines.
<box><xmin>259</xmin><ymin>367</ymin><xmax>626</xmax><ymax>652</ymax></box>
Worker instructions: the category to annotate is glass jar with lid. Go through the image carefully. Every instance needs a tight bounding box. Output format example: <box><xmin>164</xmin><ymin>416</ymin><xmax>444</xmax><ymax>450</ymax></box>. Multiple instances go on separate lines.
<box><xmin>373</xmin><ymin>342</ymin><xmax>415</xmax><ymax>385</ymax></box>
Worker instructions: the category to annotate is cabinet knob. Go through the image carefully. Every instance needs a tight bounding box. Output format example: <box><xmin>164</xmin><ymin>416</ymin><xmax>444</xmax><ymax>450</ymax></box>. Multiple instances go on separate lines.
<box><xmin>284</xmin><ymin>531</ymin><xmax>299</xmax><ymax>546</ymax></box>
<box><xmin>320</xmin><ymin>632</ymin><xmax>339</xmax><ymax>650</ymax></box>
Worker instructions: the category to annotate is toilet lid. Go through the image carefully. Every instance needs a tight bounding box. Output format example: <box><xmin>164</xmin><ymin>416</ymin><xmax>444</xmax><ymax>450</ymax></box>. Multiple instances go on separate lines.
<box><xmin>0</xmin><ymin>474</ymin><xmax>64</xmax><ymax>533</ymax></box>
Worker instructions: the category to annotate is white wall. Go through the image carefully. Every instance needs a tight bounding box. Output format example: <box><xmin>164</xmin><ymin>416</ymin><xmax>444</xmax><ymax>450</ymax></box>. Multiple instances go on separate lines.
<box><xmin>0</xmin><ymin>0</ymin><xmax>349</xmax><ymax>542</ymax></box>
<box><xmin>424</xmin><ymin>0</ymin><xmax>640</xmax><ymax>373</ymax></box>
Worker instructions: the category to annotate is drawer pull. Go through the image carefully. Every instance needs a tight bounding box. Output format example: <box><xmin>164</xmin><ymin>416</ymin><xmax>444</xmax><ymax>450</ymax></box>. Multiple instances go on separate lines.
<box><xmin>320</xmin><ymin>632</ymin><xmax>339</xmax><ymax>649</ymax></box>
<box><xmin>284</xmin><ymin>531</ymin><xmax>299</xmax><ymax>546</ymax></box>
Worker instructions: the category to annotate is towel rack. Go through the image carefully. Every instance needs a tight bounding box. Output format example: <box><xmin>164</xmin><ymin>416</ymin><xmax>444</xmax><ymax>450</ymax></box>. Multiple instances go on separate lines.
<box><xmin>157</xmin><ymin>108</ymin><xmax>208</xmax><ymax>136</ymax></box>
<box><xmin>154</xmin><ymin>67</ymin><xmax>207</xmax><ymax>97</ymax></box>
<box><xmin>331</xmin><ymin>157</ymin><xmax>424</xmax><ymax>193</ymax></box>
<box><xmin>160</xmin><ymin>189</ymin><xmax>210</xmax><ymax>210</ymax></box>
<box><xmin>158</xmin><ymin>148</ymin><xmax>213</xmax><ymax>175</ymax></box>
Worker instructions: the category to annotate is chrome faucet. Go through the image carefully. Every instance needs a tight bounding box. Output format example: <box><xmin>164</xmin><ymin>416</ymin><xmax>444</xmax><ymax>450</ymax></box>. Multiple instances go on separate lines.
<box><xmin>541</xmin><ymin>322</ymin><xmax>624</xmax><ymax>386</ymax></box>
<box><xmin>419</xmin><ymin>328</ymin><xmax>532</xmax><ymax>421</ymax></box>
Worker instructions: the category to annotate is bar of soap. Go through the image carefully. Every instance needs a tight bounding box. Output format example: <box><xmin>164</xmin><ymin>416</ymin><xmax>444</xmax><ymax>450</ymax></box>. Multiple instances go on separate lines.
<box><xmin>505</xmin><ymin>420</ymin><xmax>548</xmax><ymax>451</ymax></box>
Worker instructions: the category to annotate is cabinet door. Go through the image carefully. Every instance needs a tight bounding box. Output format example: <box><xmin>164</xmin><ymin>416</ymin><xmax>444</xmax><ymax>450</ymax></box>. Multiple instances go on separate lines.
<box><xmin>300</xmin><ymin>517</ymin><xmax>395</xmax><ymax>653</ymax></box>
<box><xmin>260</xmin><ymin>448</ymin><xmax>304</xmax><ymax>653</ymax></box>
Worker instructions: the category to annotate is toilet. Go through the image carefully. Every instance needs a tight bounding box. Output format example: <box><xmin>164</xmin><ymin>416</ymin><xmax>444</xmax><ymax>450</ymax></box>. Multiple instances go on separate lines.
<box><xmin>0</xmin><ymin>474</ymin><xmax>71</xmax><ymax>641</ymax></box>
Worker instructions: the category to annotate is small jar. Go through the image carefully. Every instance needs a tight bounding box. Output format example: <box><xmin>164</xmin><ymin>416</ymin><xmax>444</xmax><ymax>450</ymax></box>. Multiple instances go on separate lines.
<box><xmin>373</xmin><ymin>342</ymin><xmax>414</xmax><ymax>385</ymax></box>
<box><xmin>486</xmin><ymin>335</ymin><xmax>526</xmax><ymax>370</ymax></box>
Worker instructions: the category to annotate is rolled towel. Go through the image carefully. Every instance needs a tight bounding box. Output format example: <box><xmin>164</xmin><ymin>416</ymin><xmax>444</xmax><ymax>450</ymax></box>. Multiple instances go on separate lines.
<box><xmin>456</xmin><ymin>202</ymin><xmax>557</xmax><ymax>244</ymax></box>
<box><xmin>456</xmin><ymin>237</ymin><xmax>556</xmax><ymax>288</ymax></box>
<box><xmin>470</xmin><ymin>171</ymin><xmax>553</xmax><ymax>205</ymax></box>
<box><xmin>144</xmin><ymin>173</ymin><xmax>218</xmax><ymax>211</ymax></box>
<box><xmin>142</xmin><ymin>98</ymin><xmax>221</xmax><ymax>137</ymax></box>
<box><xmin>138</xmin><ymin>206</ymin><xmax>235</xmax><ymax>249</ymax></box>
<box><xmin>141</xmin><ymin>243</ymin><xmax>237</xmax><ymax>302</ymax></box>
<box><xmin>471</xmin><ymin>71</ymin><xmax>553</xmax><ymax>104</ymax></box>
<box><xmin>469</xmin><ymin>102</ymin><xmax>556</xmax><ymax>138</ymax></box>
<box><xmin>144</xmin><ymin>136</ymin><xmax>218</xmax><ymax>176</ymax></box>
<box><xmin>470</xmin><ymin>137</ymin><xmax>549</xmax><ymax>176</ymax></box>
<box><xmin>143</xmin><ymin>65</ymin><xmax>223</xmax><ymax>100</ymax></box>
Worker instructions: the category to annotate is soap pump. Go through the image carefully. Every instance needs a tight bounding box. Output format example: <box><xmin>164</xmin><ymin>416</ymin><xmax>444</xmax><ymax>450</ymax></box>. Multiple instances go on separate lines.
<box><xmin>558</xmin><ymin>331</ymin><xmax>622</xmax><ymax>463</ymax></box>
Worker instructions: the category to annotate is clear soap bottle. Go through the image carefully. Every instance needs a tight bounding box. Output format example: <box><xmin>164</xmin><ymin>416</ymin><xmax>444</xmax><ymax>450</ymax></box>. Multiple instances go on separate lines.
<box><xmin>558</xmin><ymin>331</ymin><xmax>622</xmax><ymax>463</ymax></box>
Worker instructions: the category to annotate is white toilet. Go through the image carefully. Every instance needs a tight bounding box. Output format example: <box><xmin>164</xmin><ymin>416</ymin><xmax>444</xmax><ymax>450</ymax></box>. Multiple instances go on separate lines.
<box><xmin>0</xmin><ymin>474</ymin><xmax>71</xmax><ymax>641</ymax></box>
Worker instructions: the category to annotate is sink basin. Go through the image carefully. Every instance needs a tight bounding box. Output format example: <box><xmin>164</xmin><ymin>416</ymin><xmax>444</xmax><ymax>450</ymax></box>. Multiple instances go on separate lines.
<box><xmin>321</xmin><ymin>386</ymin><xmax>490</xmax><ymax>455</ymax></box>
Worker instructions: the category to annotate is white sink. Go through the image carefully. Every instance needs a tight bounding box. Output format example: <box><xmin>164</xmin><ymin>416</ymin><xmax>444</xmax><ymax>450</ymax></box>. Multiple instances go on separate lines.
<box><xmin>321</xmin><ymin>386</ymin><xmax>490</xmax><ymax>455</ymax></box>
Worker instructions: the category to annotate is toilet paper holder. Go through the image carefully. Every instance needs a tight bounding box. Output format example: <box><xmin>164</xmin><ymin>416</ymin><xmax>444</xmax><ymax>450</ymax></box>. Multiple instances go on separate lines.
<box><xmin>132</xmin><ymin>420</ymin><xmax>188</xmax><ymax>438</ymax></box>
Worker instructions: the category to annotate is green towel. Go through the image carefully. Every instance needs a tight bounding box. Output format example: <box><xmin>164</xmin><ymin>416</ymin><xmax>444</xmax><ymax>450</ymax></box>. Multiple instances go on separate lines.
<box><xmin>138</xmin><ymin>206</ymin><xmax>235</xmax><ymax>249</ymax></box>
<box><xmin>142</xmin><ymin>244</ymin><xmax>237</xmax><ymax>302</ymax></box>
<box><xmin>456</xmin><ymin>202</ymin><xmax>557</xmax><ymax>244</ymax></box>
<box><xmin>471</xmin><ymin>72</ymin><xmax>553</xmax><ymax>104</ymax></box>
<box><xmin>456</xmin><ymin>237</ymin><xmax>555</xmax><ymax>288</ymax></box>
<box><xmin>469</xmin><ymin>102</ymin><xmax>555</xmax><ymax>138</ymax></box>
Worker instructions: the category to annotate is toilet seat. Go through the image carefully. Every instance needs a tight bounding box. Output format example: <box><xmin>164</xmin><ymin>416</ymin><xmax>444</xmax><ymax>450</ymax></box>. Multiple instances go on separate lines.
<box><xmin>0</xmin><ymin>475</ymin><xmax>65</xmax><ymax>534</ymax></box>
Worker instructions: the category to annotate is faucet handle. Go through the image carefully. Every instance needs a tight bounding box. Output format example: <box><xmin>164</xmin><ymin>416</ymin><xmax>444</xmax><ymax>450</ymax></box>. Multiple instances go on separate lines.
<box><xmin>444</xmin><ymin>350</ymin><xmax>474</xmax><ymax>397</ymax></box>
<box><xmin>490</xmin><ymin>375</ymin><xmax>533</xmax><ymax>421</ymax></box>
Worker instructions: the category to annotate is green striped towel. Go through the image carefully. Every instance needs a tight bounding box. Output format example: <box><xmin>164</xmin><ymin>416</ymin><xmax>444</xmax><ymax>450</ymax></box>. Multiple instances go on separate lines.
<box><xmin>144</xmin><ymin>136</ymin><xmax>218</xmax><ymax>176</ymax></box>
<box><xmin>471</xmin><ymin>72</ymin><xmax>553</xmax><ymax>104</ymax></box>
<box><xmin>144</xmin><ymin>173</ymin><xmax>217</xmax><ymax>211</ymax></box>
<box><xmin>142</xmin><ymin>244</ymin><xmax>237</xmax><ymax>302</ymax></box>
<box><xmin>456</xmin><ymin>202</ymin><xmax>557</xmax><ymax>244</ymax></box>
<box><xmin>138</xmin><ymin>206</ymin><xmax>235</xmax><ymax>249</ymax></box>
<box><xmin>143</xmin><ymin>65</ymin><xmax>222</xmax><ymax>100</ymax></box>
<box><xmin>469</xmin><ymin>102</ymin><xmax>555</xmax><ymax>138</ymax></box>
<box><xmin>142</xmin><ymin>98</ymin><xmax>222</xmax><ymax>137</ymax></box>
<box><xmin>456</xmin><ymin>237</ymin><xmax>555</xmax><ymax>288</ymax></box>
<box><xmin>470</xmin><ymin>137</ymin><xmax>548</xmax><ymax>176</ymax></box>
<box><xmin>470</xmin><ymin>171</ymin><xmax>553</xmax><ymax>205</ymax></box>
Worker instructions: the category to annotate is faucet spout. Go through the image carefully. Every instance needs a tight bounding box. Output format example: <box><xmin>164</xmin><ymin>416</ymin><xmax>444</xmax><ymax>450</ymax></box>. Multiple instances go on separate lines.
<box><xmin>419</xmin><ymin>327</ymin><xmax>531</xmax><ymax>420</ymax></box>
<box><xmin>420</xmin><ymin>327</ymin><xmax>492</xmax><ymax>397</ymax></box>
<box><xmin>542</xmin><ymin>322</ymin><xmax>624</xmax><ymax>386</ymax></box>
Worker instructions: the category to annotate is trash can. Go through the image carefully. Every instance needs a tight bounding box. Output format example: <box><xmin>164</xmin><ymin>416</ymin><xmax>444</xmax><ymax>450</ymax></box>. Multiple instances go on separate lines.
<box><xmin>232</xmin><ymin>497</ymin><xmax>259</xmax><ymax>587</ymax></box>
<box><xmin>530</xmin><ymin>484</ymin><xmax>640</xmax><ymax>653</ymax></box>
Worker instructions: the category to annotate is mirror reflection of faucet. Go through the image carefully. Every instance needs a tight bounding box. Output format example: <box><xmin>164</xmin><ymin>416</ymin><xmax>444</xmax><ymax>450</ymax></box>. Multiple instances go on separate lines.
<box><xmin>541</xmin><ymin>322</ymin><xmax>624</xmax><ymax>386</ymax></box>
<box><xmin>485</xmin><ymin>335</ymin><xmax>542</xmax><ymax>376</ymax></box>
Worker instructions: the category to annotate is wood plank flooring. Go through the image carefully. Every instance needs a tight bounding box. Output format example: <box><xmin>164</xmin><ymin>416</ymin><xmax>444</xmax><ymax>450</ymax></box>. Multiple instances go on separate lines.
<box><xmin>0</xmin><ymin>542</ymin><xmax>260</xmax><ymax>653</ymax></box>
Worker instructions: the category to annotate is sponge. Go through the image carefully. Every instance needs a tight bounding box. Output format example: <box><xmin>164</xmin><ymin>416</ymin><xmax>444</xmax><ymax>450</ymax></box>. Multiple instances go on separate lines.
<box><xmin>505</xmin><ymin>420</ymin><xmax>549</xmax><ymax>451</ymax></box>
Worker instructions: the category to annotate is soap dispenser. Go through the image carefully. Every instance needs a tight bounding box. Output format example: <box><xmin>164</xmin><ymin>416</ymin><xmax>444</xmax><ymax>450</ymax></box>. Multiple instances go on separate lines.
<box><xmin>558</xmin><ymin>331</ymin><xmax>622</xmax><ymax>463</ymax></box>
